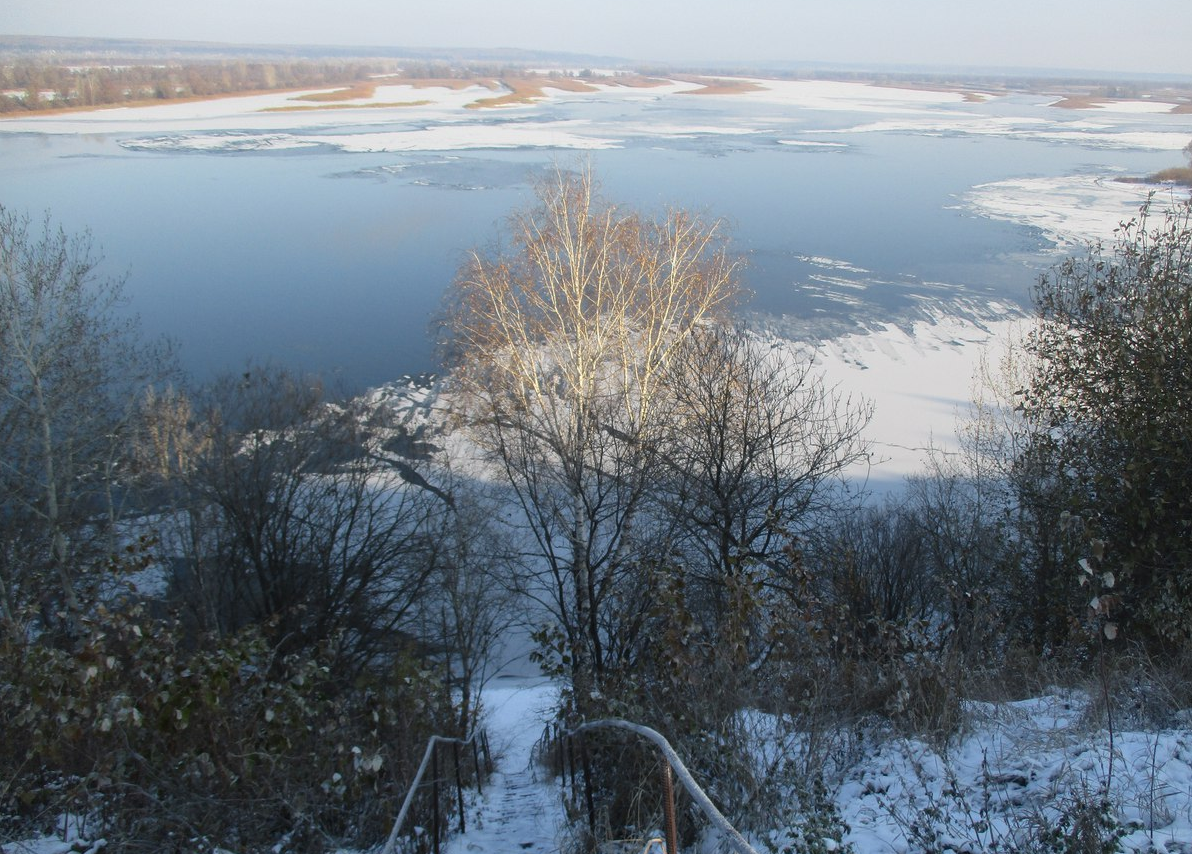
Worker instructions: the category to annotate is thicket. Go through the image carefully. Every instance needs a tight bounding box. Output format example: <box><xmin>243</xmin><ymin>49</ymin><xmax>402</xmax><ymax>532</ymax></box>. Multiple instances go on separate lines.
<box><xmin>0</xmin><ymin>603</ymin><xmax>445</xmax><ymax>852</ymax></box>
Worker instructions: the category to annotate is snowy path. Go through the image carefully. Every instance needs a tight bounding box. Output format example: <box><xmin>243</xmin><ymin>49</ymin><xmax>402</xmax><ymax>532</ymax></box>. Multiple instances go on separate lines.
<box><xmin>445</xmin><ymin>679</ymin><xmax>565</xmax><ymax>854</ymax></box>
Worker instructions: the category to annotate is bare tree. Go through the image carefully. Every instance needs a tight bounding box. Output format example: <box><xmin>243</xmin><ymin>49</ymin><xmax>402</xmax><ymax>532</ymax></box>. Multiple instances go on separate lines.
<box><xmin>442</xmin><ymin>169</ymin><xmax>739</xmax><ymax>693</ymax></box>
<box><xmin>0</xmin><ymin>206</ymin><xmax>172</xmax><ymax>638</ymax></box>
<box><xmin>421</xmin><ymin>485</ymin><xmax>518</xmax><ymax>733</ymax></box>
<box><xmin>657</xmin><ymin>326</ymin><xmax>870</xmax><ymax>621</ymax></box>
<box><xmin>166</xmin><ymin>369</ymin><xmax>446</xmax><ymax>675</ymax></box>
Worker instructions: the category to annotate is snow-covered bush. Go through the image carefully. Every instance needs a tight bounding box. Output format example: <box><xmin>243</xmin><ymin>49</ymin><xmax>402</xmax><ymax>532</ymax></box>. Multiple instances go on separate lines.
<box><xmin>0</xmin><ymin>601</ymin><xmax>453</xmax><ymax>853</ymax></box>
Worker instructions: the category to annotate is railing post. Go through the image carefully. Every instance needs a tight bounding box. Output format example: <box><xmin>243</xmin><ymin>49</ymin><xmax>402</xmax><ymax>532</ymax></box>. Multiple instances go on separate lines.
<box><xmin>579</xmin><ymin>734</ymin><xmax>596</xmax><ymax>838</ymax></box>
<box><xmin>661</xmin><ymin>759</ymin><xmax>679</xmax><ymax>854</ymax></box>
<box><xmin>453</xmin><ymin>740</ymin><xmax>466</xmax><ymax>834</ymax></box>
<box><xmin>568</xmin><ymin>719</ymin><xmax>761</xmax><ymax>854</ymax></box>
<box><xmin>431</xmin><ymin>743</ymin><xmax>441</xmax><ymax>854</ymax></box>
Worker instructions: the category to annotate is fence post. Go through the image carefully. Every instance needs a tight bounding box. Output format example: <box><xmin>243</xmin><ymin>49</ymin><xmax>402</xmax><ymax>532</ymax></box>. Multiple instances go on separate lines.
<box><xmin>472</xmin><ymin>736</ymin><xmax>484</xmax><ymax>797</ymax></box>
<box><xmin>567</xmin><ymin>734</ymin><xmax>578</xmax><ymax>797</ymax></box>
<box><xmin>661</xmin><ymin>759</ymin><xmax>679</xmax><ymax>854</ymax></box>
<box><xmin>481</xmin><ymin>730</ymin><xmax>494</xmax><ymax>775</ymax></box>
<box><xmin>556</xmin><ymin>727</ymin><xmax>566</xmax><ymax>789</ymax></box>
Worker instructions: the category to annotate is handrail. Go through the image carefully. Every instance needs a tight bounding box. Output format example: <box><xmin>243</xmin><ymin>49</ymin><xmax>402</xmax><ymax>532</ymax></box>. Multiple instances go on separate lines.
<box><xmin>567</xmin><ymin>719</ymin><xmax>761</xmax><ymax>854</ymax></box>
<box><xmin>381</xmin><ymin>720</ymin><xmax>760</xmax><ymax>854</ymax></box>
<box><xmin>379</xmin><ymin>729</ymin><xmax>484</xmax><ymax>854</ymax></box>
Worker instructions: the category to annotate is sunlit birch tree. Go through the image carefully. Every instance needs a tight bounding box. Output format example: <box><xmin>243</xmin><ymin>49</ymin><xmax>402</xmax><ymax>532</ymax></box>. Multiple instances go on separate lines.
<box><xmin>443</xmin><ymin>169</ymin><xmax>739</xmax><ymax>694</ymax></box>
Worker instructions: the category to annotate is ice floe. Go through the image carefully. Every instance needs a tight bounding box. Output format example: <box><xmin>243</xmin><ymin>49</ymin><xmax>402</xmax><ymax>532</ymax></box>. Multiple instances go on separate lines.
<box><xmin>964</xmin><ymin>175</ymin><xmax>1190</xmax><ymax>248</ymax></box>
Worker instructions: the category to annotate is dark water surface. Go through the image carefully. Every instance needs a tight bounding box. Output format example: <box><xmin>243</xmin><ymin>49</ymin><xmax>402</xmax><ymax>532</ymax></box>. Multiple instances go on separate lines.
<box><xmin>0</xmin><ymin>90</ymin><xmax>1181</xmax><ymax>390</ymax></box>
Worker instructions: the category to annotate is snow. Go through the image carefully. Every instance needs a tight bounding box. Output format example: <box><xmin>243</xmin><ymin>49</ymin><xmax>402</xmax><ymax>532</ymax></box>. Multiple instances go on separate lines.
<box><xmin>0</xmin><ymin>83</ymin><xmax>497</xmax><ymax>134</ymax></box>
<box><xmin>0</xmin><ymin>77</ymin><xmax>974</xmax><ymax>139</ymax></box>
<box><xmin>14</xmin><ymin>674</ymin><xmax>1187</xmax><ymax>853</ymax></box>
<box><xmin>791</xmin><ymin>314</ymin><xmax>1021</xmax><ymax>489</ymax></box>
<box><xmin>837</xmin><ymin>693</ymin><xmax>1192</xmax><ymax>854</ymax></box>
<box><xmin>816</xmin><ymin>115</ymin><xmax>1191</xmax><ymax>151</ymax></box>
<box><xmin>1050</xmin><ymin>98</ymin><xmax>1182</xmax><ymax>114</ymax></box>
<box><xmin>964</xmin><ymin>176</ymin><xmax>1190</xmax><ymax>248</ymax></box>
<box><xmin>733</xmin><ymin>78</ymin><xmax>973</xmax><ymax>113</ymax></box>
<box><xmin>776</xmin><ymin>139</ymin><xmax>849</xmax><ymax>149</ymax></box>
<box><xmin>388</xmin><ymin>680</ymin><xmax>1192</xmax><ymax>854</ymax></box>
<box><xmin>439</xmin><ymin>678</ymin><xmax>565</xmax><ymax>854</ymax></box>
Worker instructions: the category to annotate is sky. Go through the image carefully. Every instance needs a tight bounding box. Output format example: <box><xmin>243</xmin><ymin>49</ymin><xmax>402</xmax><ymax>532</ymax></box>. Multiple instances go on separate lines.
<box><xmin>6</xmin><ymin>0</ymin><xmax>1192</xmax><ymax>77</ymax></box>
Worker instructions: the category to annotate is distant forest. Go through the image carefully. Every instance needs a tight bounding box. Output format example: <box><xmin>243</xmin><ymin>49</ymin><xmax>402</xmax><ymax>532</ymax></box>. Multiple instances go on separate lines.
<box><xmin>0</xmin><ymin>60</ymin><xmax>443</xmax><ymax>113</ymax></box>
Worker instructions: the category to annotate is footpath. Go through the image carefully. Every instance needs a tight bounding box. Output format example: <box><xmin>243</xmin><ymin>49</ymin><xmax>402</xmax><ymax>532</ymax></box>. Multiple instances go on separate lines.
<box><xmin>444</xmin><ymin>679</ymin><xmax>564</xmax><ymax>854</ymax></box>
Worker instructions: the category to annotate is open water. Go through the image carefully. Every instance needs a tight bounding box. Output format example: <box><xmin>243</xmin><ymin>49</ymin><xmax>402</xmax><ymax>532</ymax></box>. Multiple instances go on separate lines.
<box><xmin>0</xmin><ymin>86</ymin><xmax>1184</xmax><ymax>389</ymax></box>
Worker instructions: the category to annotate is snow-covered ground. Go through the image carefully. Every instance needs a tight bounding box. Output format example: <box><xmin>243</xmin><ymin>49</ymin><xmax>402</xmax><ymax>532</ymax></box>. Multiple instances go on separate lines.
<box><xmin>397</xmin><ymin>681</ymin><xmax>1192</xmax><ymax>854</ymax></box>
<box><xmin>838</xmin><ymin>692</ymin><xmax>1192</xmax><ymax>854</ymax></box>
<box><xmin>808</xmin><ymin>314</ymin><xmax>1021</xmax><ymax>488</ymax></box>
<box><xmin>441</xmin><ymin>679</ymin><xmax>565</xmax><ymax>854</ymax></box>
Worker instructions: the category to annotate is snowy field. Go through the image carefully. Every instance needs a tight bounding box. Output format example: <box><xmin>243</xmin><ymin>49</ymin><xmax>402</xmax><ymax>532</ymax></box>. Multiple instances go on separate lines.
<box><xmin>5</xmin><ymin>75</ymin><xmax>1188</xmax><ymax>157</ymax></box>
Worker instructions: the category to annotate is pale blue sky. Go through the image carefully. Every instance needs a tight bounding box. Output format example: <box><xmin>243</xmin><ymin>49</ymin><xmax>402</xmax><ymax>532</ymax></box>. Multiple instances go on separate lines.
<box><xmin>7</xmin><ymin>0</ymin><xmax>1192</xmax><ymax>76</ymax></box>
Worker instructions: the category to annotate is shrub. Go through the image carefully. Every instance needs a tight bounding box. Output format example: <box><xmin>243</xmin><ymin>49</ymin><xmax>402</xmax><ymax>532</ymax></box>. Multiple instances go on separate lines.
<box><xmin>1018</xmin><ymin>199</ymin><xmax>1192</xmax><ymax>650</ymax></box>
<box><xmin>0</xmin><ymin>605</ymin><xmax>451</xmax><ymax>852</ymax></box>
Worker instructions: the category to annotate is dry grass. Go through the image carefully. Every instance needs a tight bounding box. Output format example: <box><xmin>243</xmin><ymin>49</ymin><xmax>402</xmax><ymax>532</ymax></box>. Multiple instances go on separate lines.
<box><xmin>292</xmin><ymin>82</ymin><xmax>378</xmax><ymax>102</ymax></box>
<box><xmin>1051</xmin><ymin>96</ymin><xmax>1103</xmax><ymax>110</ymax></box>
<box><xmin>1148</xmin><ymin>166</ymin><xmax>1192</xmax><ymax>186</ymax></box>
<box><xmin>395</xmin><ymin>77</ymin><xmax>499</xmax><ymax>91</ymax></box>
<box><xmin>260</xmin><ymin>100</ymin><xmax>432</xmax><ymax>112</ymax></box>
<box><xmin>287</xmin><ymin>76</ymin><xmax>498</xmax><ymax>103</ymax></box>
<box><xmin>464</xmin><ymin>76</ymin><xmax>599</xmax><ymax>109</ymax></box>
<box><xmin>603</xmin><ymin>75</ymin><xmax>670</xmax><ymax>89</ymax></box>
<box><xmin>673</xmin><ymin>76</ymin><xmax>766</xmax><ymax>96</ymax></box>
<box><xmin>1051</xmin><ymin>95</ymin><xmax>1181</xmax><ymax>113</ymax></box>
<box><xmin>0</xmin><ymin>84</ymin><xmax>326</xmax><ymax>119</ymax></box>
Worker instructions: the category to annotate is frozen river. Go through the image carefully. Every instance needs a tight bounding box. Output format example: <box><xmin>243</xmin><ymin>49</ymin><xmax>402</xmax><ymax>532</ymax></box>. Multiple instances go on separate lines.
<box><xmin>0</xmin><ymin>75</ymin><xmax>1187</xmax><ymax>389</ymax></box>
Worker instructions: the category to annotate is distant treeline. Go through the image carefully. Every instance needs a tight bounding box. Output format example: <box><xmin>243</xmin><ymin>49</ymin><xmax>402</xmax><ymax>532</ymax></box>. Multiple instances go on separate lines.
<box><xmin>0</xmin><ymin>59</ymin><xmax>604</xmax><ymax>113</ymax></box>
<box><xmin>0</xmin><ymin>60</ymin><xmax>392</xmax><ymax>113</ymax></box>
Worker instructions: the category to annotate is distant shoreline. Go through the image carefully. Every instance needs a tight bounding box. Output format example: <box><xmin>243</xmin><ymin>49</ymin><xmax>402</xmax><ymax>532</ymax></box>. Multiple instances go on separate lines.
<box><xmin>7</xmin><ymin>67</ymin><xmax>1192</xmax><ymax>121</ymax></box>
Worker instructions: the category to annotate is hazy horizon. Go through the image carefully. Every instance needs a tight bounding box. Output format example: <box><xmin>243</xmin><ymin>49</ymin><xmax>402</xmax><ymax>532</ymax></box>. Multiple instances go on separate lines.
<box><xmin>8</xmin><ymin>0</ymin><xmax>1192</xmax><ymax>78</ymax></box>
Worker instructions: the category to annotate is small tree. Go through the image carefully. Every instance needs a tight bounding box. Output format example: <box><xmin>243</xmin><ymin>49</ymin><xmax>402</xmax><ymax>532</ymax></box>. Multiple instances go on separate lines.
<box><xmin>654</xmin><ymin>324</ymin><xmax>870</xmax><ymax>661</ymax></box>
<box><xmin>0</xmin><ymin>206</ymin><xmax>172</xmax><ymax>638</ymax></box>
<box><xmin>1018</xmin><ymin>197</ymin><xmax>1192</xmax><ymax>649</ymax></box>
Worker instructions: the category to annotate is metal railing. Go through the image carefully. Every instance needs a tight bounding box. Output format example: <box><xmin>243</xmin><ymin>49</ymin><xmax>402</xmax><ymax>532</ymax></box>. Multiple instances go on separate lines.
<box><xmin>379</xmin><ymin>728</ymin><xmax>493</xmax><ymax>854</ymax></box>
<box><xmin>555</xmin><ymin>719</ymin><xmax>761</xmax><ymax>854</ymax></box>
<box><xmin>381</xmin><ymin>718</ymin><xmax>760</xmax><ymax>854</ymax></box>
